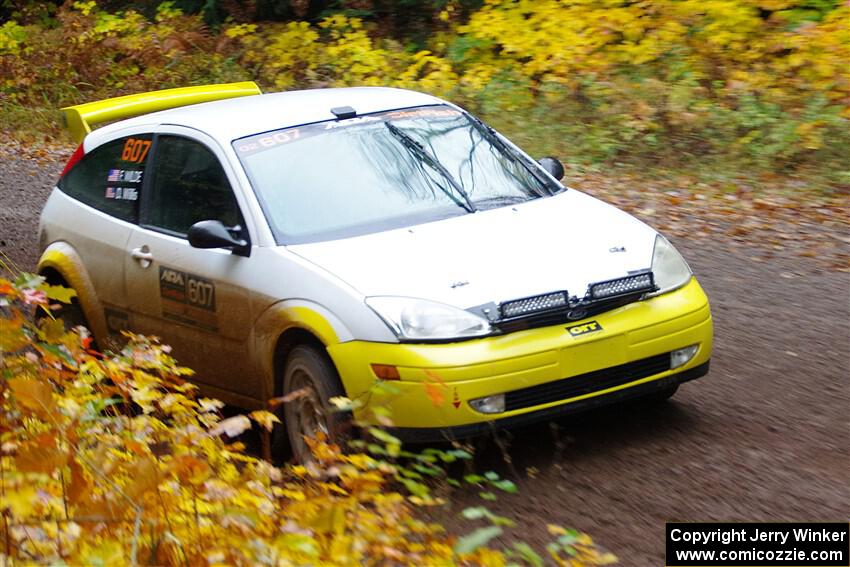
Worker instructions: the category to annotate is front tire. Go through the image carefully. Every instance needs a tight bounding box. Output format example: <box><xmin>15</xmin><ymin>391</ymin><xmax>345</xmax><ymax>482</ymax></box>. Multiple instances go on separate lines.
<box><xmin>279</xmin><ymin>345</ymin><xmax>348</xmax><ymax>463</ymax></box>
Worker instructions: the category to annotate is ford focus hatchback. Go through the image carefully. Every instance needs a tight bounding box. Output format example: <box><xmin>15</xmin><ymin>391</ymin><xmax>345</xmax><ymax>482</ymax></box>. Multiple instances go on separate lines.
<box><xmin>38</xmin><ymin>82</ymin><xmax>712</xmax><ymax>460</ymax></box>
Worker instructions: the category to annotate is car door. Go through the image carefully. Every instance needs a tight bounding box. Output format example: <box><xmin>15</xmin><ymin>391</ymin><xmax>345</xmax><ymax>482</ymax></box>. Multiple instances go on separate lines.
<box><xmin>52</xmin><ymin>132</ymin><xmax>153</xmax><ymax>339</ymax></box>
<box><xmin>123</xmin><ymin>129</ymin><xmax>260</xmax><ymax>402</ymax></box>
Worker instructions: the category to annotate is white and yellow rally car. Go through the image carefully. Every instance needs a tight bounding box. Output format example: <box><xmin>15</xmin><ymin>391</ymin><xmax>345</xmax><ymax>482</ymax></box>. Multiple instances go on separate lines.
<box><xmin>38</xmin><ymin>82</ymin><xmax>712</xmax><ymax>459</ymax></box>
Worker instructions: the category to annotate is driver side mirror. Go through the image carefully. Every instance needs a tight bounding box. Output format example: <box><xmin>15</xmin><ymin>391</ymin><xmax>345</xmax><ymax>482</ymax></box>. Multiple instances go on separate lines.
<box><xmin>187</xmin><ymin>220</ymin><xmax>250</xmax><ymax>256</ymax></box>
<box><xmin>538</xmin><ymin>156</ymin><xmax>565</xmax><ymax>181</ymax></box>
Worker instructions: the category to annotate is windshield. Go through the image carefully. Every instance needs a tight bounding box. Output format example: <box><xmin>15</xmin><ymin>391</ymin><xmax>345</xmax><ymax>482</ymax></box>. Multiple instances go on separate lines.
<box><xmin>234</xmin><ymin>105</ymin><xmax>559</xmax><ymax>244</ymax></box>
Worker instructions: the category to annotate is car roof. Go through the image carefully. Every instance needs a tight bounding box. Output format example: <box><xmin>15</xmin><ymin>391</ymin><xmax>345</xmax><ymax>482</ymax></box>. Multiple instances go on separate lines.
<box><xmin>85</xmin><ymin>87</ymin><xmax>444</xmax><ymax>148</ymax></box>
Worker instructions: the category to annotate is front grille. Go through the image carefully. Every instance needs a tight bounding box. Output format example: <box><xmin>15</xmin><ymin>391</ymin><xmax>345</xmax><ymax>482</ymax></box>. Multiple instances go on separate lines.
<box><xmin>504</xmin><ymin>352</ymin><xmax>671</xmax><ymax>411</ymax></box>
<box><xmin>494</xmin><ymin>294</ymin><xmax>639</xmax><ymax>334</ymax></box>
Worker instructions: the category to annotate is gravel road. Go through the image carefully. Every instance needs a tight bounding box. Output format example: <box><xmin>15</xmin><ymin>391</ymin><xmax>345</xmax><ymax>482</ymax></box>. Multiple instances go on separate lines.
<box><xmin>2</xmin><ymin>150</ymin><xmax>848</xmax><ymax>565</ymax></box>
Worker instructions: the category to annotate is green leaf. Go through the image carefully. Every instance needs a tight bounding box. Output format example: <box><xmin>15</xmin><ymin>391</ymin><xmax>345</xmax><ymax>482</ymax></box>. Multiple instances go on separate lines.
<box><xmin>463</xmin><ymin>474</ymin><xmax>486</xmax><ymax>484</ymax></box>
<box><xmin>447</xmin><ymin>448</ymin><xmax>473</xmax><ymax>460</ymax></box>
<box><xmin>454</xmin><ymin>526</ymin><xmax>503</xmax><ymax>555</ymax></box>
<box><xmin>491</xmin><ymin>479</ymin><xmax>518</xmax><ymax>493</ymax></box>
<box><xmin>399</xmin><ymin>468</ymin><xmax>423</xmax><ymax>480</ymax></box>
<box><xmin>509</xmin><ymin>542</ymin><xmax>543</xmax><ymax>567</ymax></box>
<box><xmin>367</xmin><ymin>427</ymin><xmax>401</xmax><ymax>446</ymax></box>
<box><xmin>479</xmin><ymin>491</ymin><xmax>497</xmax><ymax>501</ymax></box>
<box><xmin>15</xmin><ymin>273</ymin><xmax>44</xmax><ymax>289</ymax></box>
<box><xmin>412</xmin><ymin>463</ymin><xmax>441</xmax><ymax>477</ymax></box>
<box><xmin>40</xmin><ymin>343</ymin><xmax>76</xmax><ymax>368</ymax></box>
<box><xmin>366</xmin><ymin>443</ymin><xmax>387</xmax><ymax>455</ymax></box>
<box><xmin>461</xmin><ymin>506</ymin><xmax>489</xmax><ymax>520</ymax></box>
<box><xmin>484</xmin><ymin>471</ymin><xmax>499</xmax><ymax>481</ymax></box>
<box><xmin>491</xmin><ymin>514</ymin><xmax>516</xmax><ymax>528</ymax></box>
<box><xmin>398</xmin><ymin>477</ymin><xmax>429</xmax><ymax>498</ymax></box>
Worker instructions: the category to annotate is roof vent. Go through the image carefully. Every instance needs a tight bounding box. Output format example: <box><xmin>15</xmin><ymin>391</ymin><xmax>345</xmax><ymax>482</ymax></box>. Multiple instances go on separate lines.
<box><xmin>331</xmin><ymin>106</ymin><xmax>357</xmax><ymax>120</ymax></box>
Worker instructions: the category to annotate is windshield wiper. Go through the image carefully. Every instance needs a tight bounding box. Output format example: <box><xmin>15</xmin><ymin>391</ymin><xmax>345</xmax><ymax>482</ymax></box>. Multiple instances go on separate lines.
<box><xmin>465</xmin><ymin>115</ymin><xmax>560</xmax><ymax>196</ymax></box>
<box><xmin>385</xmin><ymin>121</ymin><xmax>476</xmax><ymax>213</ymax></box>
<box><xmin>472</xmin><ymin>195</ymin><xmax>530</xmax><ymax>210</ymax></box>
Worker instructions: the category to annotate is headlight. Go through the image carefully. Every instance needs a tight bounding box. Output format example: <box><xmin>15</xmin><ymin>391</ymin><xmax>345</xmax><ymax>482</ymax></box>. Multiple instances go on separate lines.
<box><xmin>650</xmin><ymin>235</ymin><xmax>692</xmax><ymax>295</ymax></box>
<box><xmin>365</xmin><ymin>296</ymin><xmax>492</xmax><ymax>341</ymax></box>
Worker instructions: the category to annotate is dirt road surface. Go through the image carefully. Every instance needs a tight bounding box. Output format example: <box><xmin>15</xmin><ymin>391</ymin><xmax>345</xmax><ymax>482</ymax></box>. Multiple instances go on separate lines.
<box><xmin>2</xmin><ymin>150</ymin><xmax>848</xmax><ymax>565</ymax></box>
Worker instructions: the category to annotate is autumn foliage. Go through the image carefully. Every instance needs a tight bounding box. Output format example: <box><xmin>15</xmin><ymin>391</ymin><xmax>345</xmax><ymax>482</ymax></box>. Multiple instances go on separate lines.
<box><xmin>0</xmin><ymin>274</ymin><xmax>617</xmax><ymax>565</ymax></box>
<box><xmin>0</xmin><ymin>0</ymin><xmax>847</xmax><ymax>177</ymax></box>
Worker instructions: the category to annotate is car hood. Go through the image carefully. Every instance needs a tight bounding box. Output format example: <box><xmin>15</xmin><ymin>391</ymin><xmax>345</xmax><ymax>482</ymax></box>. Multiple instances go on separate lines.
<box><xmin>287</xmin><ymin>190</ymin><xmax>658</xmax><ymax>309</ymax></box>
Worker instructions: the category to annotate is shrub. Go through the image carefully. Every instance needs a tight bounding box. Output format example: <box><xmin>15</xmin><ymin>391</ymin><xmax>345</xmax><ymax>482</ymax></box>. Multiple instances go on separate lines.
<box><xmin>0</xmin><ymin>0</ymin><xmax>847</xmax><ymax>177</ymax></box>
<box><xmin>0</xmin><ymin>272</ymin><xmax>616</xmax><ymax>565</ymax></box>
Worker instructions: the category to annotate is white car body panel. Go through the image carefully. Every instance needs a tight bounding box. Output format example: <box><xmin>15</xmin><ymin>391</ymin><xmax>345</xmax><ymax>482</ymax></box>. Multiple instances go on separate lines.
<box><xmin>288</xmin><ymin>189</ymin><xmax>656</xmax><ymax>309</ymax></box>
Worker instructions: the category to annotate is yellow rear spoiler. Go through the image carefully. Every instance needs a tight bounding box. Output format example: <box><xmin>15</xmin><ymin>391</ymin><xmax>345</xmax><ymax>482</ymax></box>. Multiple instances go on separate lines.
<box><xmin>61</xmin><ymin>81</ymin><xmax>262</xmax><ymax>143</ymax></box>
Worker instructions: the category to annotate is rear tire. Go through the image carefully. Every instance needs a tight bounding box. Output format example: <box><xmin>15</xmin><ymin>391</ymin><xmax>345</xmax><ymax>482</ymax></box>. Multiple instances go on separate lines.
<box><xmin>36</xmin><ymin>272</ymin><xmax>89</xmax><ymax>332</ymax></box>
<box><xmin>276</xmin><ymin>345</ymin><xmax>349</xmax><ymax>463</ymax></box>
<box><xmin>54</xmin><ymin>297</ymin><xmax>88</xmax><ymax>330</ymax></box>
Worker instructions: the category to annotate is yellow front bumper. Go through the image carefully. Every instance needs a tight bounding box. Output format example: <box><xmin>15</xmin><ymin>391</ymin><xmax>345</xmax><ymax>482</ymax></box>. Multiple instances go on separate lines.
<box><xmin>327</xmin><ymin>278</ymin><xmax>712</xmax><ymax>431</ymax></box>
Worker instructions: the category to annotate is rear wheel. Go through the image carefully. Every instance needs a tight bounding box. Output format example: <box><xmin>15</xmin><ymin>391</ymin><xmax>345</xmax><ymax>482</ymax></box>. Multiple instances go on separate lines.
<box><xmin>35</xmin><ymin>272</ymin><xmax>89</xmax><ymax>332</ymax></box>
<box><xmin>52</xmin><ymin>297</ymin><xmax>88</xmax><ymax>330</ymax></box>
<box><xmin>278</xmin><ymin>345</ymin><xmax>349</xmax><ymax>463</ymax></box>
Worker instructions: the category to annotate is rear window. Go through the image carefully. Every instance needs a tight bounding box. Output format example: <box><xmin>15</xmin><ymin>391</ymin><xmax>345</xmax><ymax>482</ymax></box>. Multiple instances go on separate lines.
<box><xmin>59</xmin><ymin>135</ymin><xmax>152</xmax><ymax>223</ymax></box>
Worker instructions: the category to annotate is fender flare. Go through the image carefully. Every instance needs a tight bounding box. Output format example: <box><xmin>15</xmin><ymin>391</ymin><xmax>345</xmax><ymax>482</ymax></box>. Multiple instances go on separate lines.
<box><xmin>252</xmin><ymin>299</ymin><xmax>355</xmax><ymax>400</ymax></box>
<box><xmin>37</xmin><ymin>241</ymin><xmax>107</xmax><ymax>340</ymax></box>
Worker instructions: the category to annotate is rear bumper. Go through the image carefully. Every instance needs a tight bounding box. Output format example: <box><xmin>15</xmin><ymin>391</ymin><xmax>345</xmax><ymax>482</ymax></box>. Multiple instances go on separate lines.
<box><xmin>328</xmin><ymin>277</ymin><xmax>712</xmax><ymax>430</ymax></box>
<box><xmin>388</xmin><ymin>360</ymin><xmax>710</xmax><ymax>442</ymax></box>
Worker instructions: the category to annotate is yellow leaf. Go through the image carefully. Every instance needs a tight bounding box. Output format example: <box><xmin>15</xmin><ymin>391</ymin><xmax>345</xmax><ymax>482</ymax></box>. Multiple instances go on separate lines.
<box><xmin>172</xmin><ymin>454</ymin><xmax>211</xmax><ymax>485</ymax></box>
<box><xmin>4</xmin><ymin>486</ymin><xmax>37</xmax><ymax>518</ymax></box>
<box><xmin>78</xmin><ymin>540</ymin><xmax>126</xmax><ymax>565</ymax></box>
<box><xmin>307</xmin><ymin>503</ymin><xmax>347</xmax><ymax>535</ymax></box>
<box><xmin>9</xmin><ymin>378</ymin><xmax>56</xmax><ymax>421</ymax></box>
<box><xmin>124</xmin><ymin>457</ymin><xmax>160</xmax><ymax>501</ymax></box>
<box><xmin>39</xmin><ymin>316</ymin><xmax>66</xmax><ymax>342</ymax></box>
<box><xmin>40</xmin><ymin>283</ymin><xmax>77</xmax><ymax>304</ymax></box>
<box><xmin>249</xmin><ymin>410</ymin><xmax>281</xmax><ymax>432</ymax></box>
<box><xmin>0</xmin><ymin>313</ymin><xmax>28</xmax><ymax>352</ymax></box>
<box><xmin>76</xmin><ymin>497</ymin><xmax>124</xmax><ymax>521</ymax></box>
<box><xmin>15</xmin><ymin>433</ymin><xmax>67</xmax><ymax>473</ymax></box>
<box><xmin>68</xmin><ymin>459</ymin><xmax>91</xmax><ymax>505</ymax></box>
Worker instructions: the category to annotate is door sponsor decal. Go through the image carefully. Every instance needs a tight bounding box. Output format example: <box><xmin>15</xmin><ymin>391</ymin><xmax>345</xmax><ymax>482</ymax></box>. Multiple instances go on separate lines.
<box><xmin>107</xmin><ymin>169</ymin><xmax>143</xmax><ymax>183</ymax></box>
<box><xmin>159</xmin><ymin>266</ymin><xmax>218</xmax><ymax>331</ymax></box>
<box><xmin>566</xmin><ymin>321</ymin><xmax>603</xmax><ymax>337</ymax></box>
<box><xmin>105</xmin><ymin>186</ymin><xmax>138</xmax><ymax>201</ymax></box>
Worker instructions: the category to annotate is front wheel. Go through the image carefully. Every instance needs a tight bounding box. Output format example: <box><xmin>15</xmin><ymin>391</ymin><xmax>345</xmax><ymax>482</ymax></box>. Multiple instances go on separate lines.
<box><xmin>279</xmin><ymin>345</ymin><xmax>349</xmax><ymax>463</ymax></box>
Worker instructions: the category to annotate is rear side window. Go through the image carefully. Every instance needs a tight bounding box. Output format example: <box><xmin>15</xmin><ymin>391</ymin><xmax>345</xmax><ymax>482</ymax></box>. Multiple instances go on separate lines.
<box><xmin>145</xmin><ymin>135</ymin><xmax>243</xmax><ymax>235</ymax></box>
<box><xmin>59</xmin><ymin>135</ymin><xmax>151</xmax><ymax>223</ymax></box>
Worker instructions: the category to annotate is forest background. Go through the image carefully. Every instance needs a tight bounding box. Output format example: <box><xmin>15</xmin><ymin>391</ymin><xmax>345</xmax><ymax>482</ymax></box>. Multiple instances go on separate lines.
<box><xmin>1</xmin><ymin>0</ymin><xmax>848</xmax><ymax>189</ymax></box>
